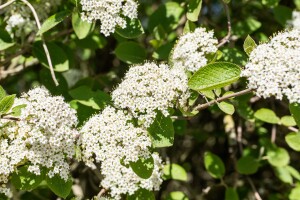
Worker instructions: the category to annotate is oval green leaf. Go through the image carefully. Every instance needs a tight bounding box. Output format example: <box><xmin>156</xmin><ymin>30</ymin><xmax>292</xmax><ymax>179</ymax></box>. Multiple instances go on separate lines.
<box><xmin>147</xmin><ymin>111</ymin><xmax>174</xmax><ymax>148</ymax></box>
<box><xmin>267</xmin><ymin>147</ymin><xmax>290</xmax><ymax>167</ymax></box>
<box><xmin>188</xmin><ymin>62</ymin><xmax>241</xmax><ymax>91</ymax></box>
<box><xmin>285</xmin><ymin>132</ymin><xmax>300</xmax><ymax>151</ymax></box>
<box><xmin>115</xmin><ymin>41</ymin><xmax>146</xmax><ymax>64</ymax></box>
<box><xmin>218</xmin><ymin>101</ymin><xmax>235</xmax><ymax>115</ymax></box>
<box><xmin>289</xmin><ymin>103</ymin><xmax>300</xmax><ymax>127</ymax></box>
<box><xmin>0</xmin><ymin>94</ymin><xmax>15</xmax><ymax>115</ymax></box>
<box><xmin>187</xmin><ymin>0</ymin><xmax>202</xmax><ymax>22</ymax></box>
<box><xmin>72</xmin><ymin>10</ymin><xmax>94</xmax><ymax>39</ymax></box>
<box><xmin>237</xmin><ymin>155</ymin><xmax>259</xmax><ymax>175</ymax></box>
<box><xmin>130</xmin><ymin>156</ymin><xmax>154</xmax><ymax>179</ymax></box>
<box><xmin>243</xmin><ymin>35</ymin><xmax>257</xmax><ymax>56</ymax></box>
<box><xmin>166</xmin><ymin>191</ymin><xmax>189</xmax><ymax>200</ymax></box>
<box><xmin>46</xmin><ymin>174</ymin><xmax>72</xmax><ymax>199</ymax></box>
<box><xmin>254</xmin><ymin>108</ymin><xmax>280</xmax><ymax>124</ymax></box>
<box><xmin>225</xmin><ymin>187</ymin><xmax>239</xmax><ymax>200</ymax></box>
<box><xmin>37</xmin><ymin>10</ymin><xmax>71</xmax><ymax>35</ymax></box>
<box><xmin>163</xmin><ymin>164</ymin><xmax>188</xmax><ymax>181</ymax></box>
<box><xmin>281</xmin><ymin>116</ymin><xmax>297</xmax><ymax>127</ymax></box>
<box><xmin>204</xmin><ymin>152</ymin><xmax>225</xmax><ymax>179</ymax></box>
<box><xmin>116</xmin><ymin>18</ymin><xmax>144</xmax><ymax>39</ymax></box>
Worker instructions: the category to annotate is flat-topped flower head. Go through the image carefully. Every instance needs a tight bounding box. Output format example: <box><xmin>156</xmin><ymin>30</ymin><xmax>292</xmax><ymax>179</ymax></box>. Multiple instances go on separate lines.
<box><xmin>0</xmin><ymin>87</ymin><xmax>78</xmax><ymax>187</ymax></box>
<box><xmin>80</xmin><ymin>0</ymin><xmax>138</xmax><ymax>36</ymax></box>
<box><xmin>172</xmin><ymin>27</ymin><xmax>218</xmax><ymax>72</ymax></box>
<box><xmin>242</xmin><ymin>29</ymin><xmax>300</xmax><ymax>103</ymax></box>
<box><xmin>79</xmin><ymin>106</ymin><xmax>162</xmax><ymax>199</ymax></box>
<box><xmin>111</xmin><ymin>62</ymin><xmax>189</xmax><ymax>127</ymax></box>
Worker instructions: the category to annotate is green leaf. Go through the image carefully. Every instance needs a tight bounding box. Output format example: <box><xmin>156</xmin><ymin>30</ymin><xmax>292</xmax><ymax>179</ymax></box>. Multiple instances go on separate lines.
<box><xmin>33</xmin><ymin>41</ymin><xmax>69</xmax><ymax>72</ymax></box>
<box><xmin>37</xmin><ymin>10</ymin><xmax>71</xmax><ymax>35</ymax></box>
<box><xmin>218</xmin><ymin>101</ymin><xmax>235</xmax><ymax>115</ymax></box>
<box><xmin>225</xmin><ymin>188</ymin><xmax>239</xmax><ymax>200</ymax></box>
<box><xmin>275</xmin><ymin>166</ymin><xmax>293</xmax><ymax>184</ymax></box>
<box><xmin>130</xmin><ymin>156</ymin><xmax>154</xmax><ymax>179</ymax></box>
<box><xmin>163</xmin><ymin>164</ymin><xmax>188</xmax><ymax>181</ymax></box>
<box><xmin>115</xmin><ymin>41</ymin><xmax>146</xmax><ymax>64</ymax></box>
<box><xmin>289</xmin><ymin>103</ymin><xmax>300</xmax><ymax>127</ymax></box>
<box><xmin>11</xmin><ymin>104</ymin><xmax>26</xmax><ymax>117</ymax></box>
<box><xmin>72</xmin><ymin>10</ymin><xmax>94</xmax><ymax>39</ymax></box>
<box><xmin>147</xmin><ymin>111</ymin><xmax>174</xmax><ymax>148</ymax></box>
<box><xmin>237</xmin><ymin>155</ymin><xmax>259</xmax><ymax>175</ymax></box>
<box><xmin>127</xmin><ymin>189</ymin><xmax>155</xmax><ymax>200</ymax></box>
<box><xmin>69</xmin><ymin>86</ymin><xmax>111</xmax><ymax>110</ymax></box>
<box><xmin>116</xmin><ymin>18</ymin><xmax>144</xmax><ymax>39</ymax></box>
<box><xmin>165</xmin><ymin>191</ymin><xmax>189</xmax><ymax>200</ymax></box>
<box><xmin>0</xmin><ymin>86</ymin><xmax>6</xmax><ymax>100</ymax></box>
<box><xmin>148</xmin><ymin>2</ymin><xmax>184</xmax><ymax>32</ymax></box>
<box><xmin>0</xmin><ymin>29</ymin><xmax>14</xmax><ymax>51</ymax></box>
<box><xmin>285</xmin><ymin>132</ymin><xmax>300</xmax><ymax>151</ymax></box>
<box><xmin>46</xmin><ymin>174</ymin><xmax>72</xmax><ymax>199</ymax></box>
<box><xmin>232</xmin><ymin>17</ymin><xmax>261</xmax><ymax>38</ymax></box>
<box><xmin>204</xmin><ymin>152</ymin><xmax>225</xmax><ymax>179</ymax></box>
<box><xmin>186</xmin><ymin>0</ymin><xmax>202</xmax><ymax>22</ymax></box>
<box><xmin>262</xmin><ymin>0</ymin><xmax>280</xmax><ymax>7</ymax></box>
<box><xmin>70</xmin><ymin>100</ymin><xmax>97</xmax><ymax>127</ymax></box>
<box><xmin>273</xmin><ymin>6</ymin><xmax>293</xmax><ymax>26</ymax></box>
<box><xmin>267</xmin><ymin>147</ymin><xmax>290</xmax><ymax>167</ymax></box>
<box><xmin>289</xmin><ymin>183</ymin><xmax>300</xmax><ymax>200</ymax></box>
<box><xmin>188</xmin><ymin>62</ymin><xmax>241</xmax><ymax>91</ymax></box>
<box><xmin>287</xmin><ymin>166</ymin><xmax>300</xmax><ymax>181</ymax></box>
<box><xmin>243</xmin><ymin>35</ymin><xmax>257</xmax><ymax>56</ymax></box>
<box><xmin>295</xmin><ymin>0</ymin><xmax>300</xmax><ymax>10</ymax></box>
<box><xmin>0</xmin><ymin>94</ymin><xmax>15</xmax><ymax>115</ymax></box>
<box><xmin>183</xmin><ymin>20</ymin><xmax>196</xmax><ymax>33</ymax></box>
<box><xmin>254</xmin><ymin>108</ymin><xmax>280</xmax><ymax>124</ymax></box>
<box><xmin>11</xmin><ymin>165</ymin><xmax>45</xmax><ymax>191</ymax></box>
<box><xmin>281</xmin><ymin>116</ymin><xmax>297</xmax><ymax>127</ymax></box>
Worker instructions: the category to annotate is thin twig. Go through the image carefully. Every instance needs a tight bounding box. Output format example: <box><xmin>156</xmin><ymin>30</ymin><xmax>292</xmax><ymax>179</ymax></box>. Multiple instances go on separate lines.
<box><xmin>0</xmin><ymin>0</ymin><xmax>15</xmax><ymax>9</ymax></box>
<box><xmin>288</xmin><ymin>126</ymin><xmax>299</xmax><ymax>132</ymax></box>
<box><xmin>19</xmin><ymin>0</ymin><xmax>59</xmax><ymax>86</ymax></box>
<box><xmin>217</xmin><ymin>1</ymin><xmax>232</xmax><ymax>48</ymax></box>
<box><xmin>271</xmin><ymin>124</ymin><xmax>276</xmax><ymax>143</ymax></box>
<box><xmin>246</xmin><ymin>177</ymin><xmax>263</xmax><ymax>200</ymax></box>
<box><xmin>193</xmin><ymin>88</ymin><xmax>253</xmax><ymax>111</ymax></box>
<box><xmin>97</xmin><ymin>188</ymin><xmax>107</xmax><ymax>199</ymax></box>
<box><xmin>1</xmin><ymin>116</ymin><xmax>20</xmax><ymax>121</ymax></box>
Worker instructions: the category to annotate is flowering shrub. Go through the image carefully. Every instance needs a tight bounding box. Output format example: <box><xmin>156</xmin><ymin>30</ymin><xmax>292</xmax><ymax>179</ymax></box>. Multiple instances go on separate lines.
<box><xmin>1</xmin><ymin>0</ymin><xmax>300</xmax><ymax>199</ymax></box>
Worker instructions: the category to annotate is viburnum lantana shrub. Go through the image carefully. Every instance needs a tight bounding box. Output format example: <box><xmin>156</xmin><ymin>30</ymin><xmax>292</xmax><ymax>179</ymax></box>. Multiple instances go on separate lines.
<box><xmin>1</xmin><ymin>0</ymin><xmax>300</xmax><ymax>199</ymax></box>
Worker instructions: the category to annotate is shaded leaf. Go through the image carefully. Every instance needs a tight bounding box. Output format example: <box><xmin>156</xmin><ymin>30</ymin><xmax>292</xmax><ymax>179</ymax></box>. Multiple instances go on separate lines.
<box><xmin>204</xmin><ymin>152</ymin><xmax>225</xmax><ymax>179</ymax></box>
<box><xmin>37</xmin><ymin>11</ymin><xmax>71</xmax><ymax>35</ymax></box>
<box><xmin>130</xmin><ymin>156</ymin><xmax>154</xmax><ymax>179</ymax></box>
<box><xmin>115</xmin><ymin>41</ymin><xmax>146</xmax><ymax>64</ymax></box>
<box><xmin>46</xmin><ymin>174</ymin><xmax>72</xmax><ymax>199</ymax></box>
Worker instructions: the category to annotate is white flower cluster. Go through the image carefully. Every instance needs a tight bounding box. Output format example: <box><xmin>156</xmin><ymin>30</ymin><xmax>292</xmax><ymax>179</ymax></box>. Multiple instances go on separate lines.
<box><xmin>287</xmin><ymin>10</ymin><xmax>300</xmax><ymax>30</ymax></box>
<box><xmin>111</xmin><ymin>62</ymin><xmax>189</xmax><ymax>127</ymax></box>
<box><xmin>79</xmin><ymin>106</ymin><xmax>163</xmax><ymax>199</ymax></box>
<box><xmin>5</xmin><ymin>0</ymin><xmax>62</xmax><ymax>38</ymax></box>
<box><xmin>80</xmin><ymin>0</ymin><xmax>138</xmax><ymax>36</ymax></box>
<box><xmin>0</xmin><ymin>87</ymin><xmax>78</xmax><ymax>195</ymax></box>
<box><xmin>242</xmin><ymin>29</ymin><xmax>300</xmax><ymax>102</ymax></box>
<box><xmin>171</xmin><ymin>27</ymin><xmax>218</xmax><ymax>72</ymax></box>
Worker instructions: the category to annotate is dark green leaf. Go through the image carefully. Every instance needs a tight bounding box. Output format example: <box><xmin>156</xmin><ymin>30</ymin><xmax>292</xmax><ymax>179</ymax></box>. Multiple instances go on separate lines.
<box><xmin>0</xmin><ymin>94</ymin><xmax>15</xmax><ymax>115</ymax></box>
<box><xmin>188</xmin><ymin>62</ymin><xmax>241</xmax><ymax>91</ymax></box>
<box><xmin>115</xmin><ymin>41</ymin><xmax>146</xmax><ymax>64</ymax></box>
<box><xmin>204</xmin><ymin>152</ymin><xmax>225</xmax><ymax>179</ymax></box>
<box><xmin>147</xmin><ymin>111</ymin><xmax>174</xmax><ymax>148</ymax></box>
<box><xmin>72</xmin><ymin>10</ymin><xmax>94</xmax><ymax>39</ymax></box>
<box><xmin>46</xmin><ymin>174</ymin><xmax>72</xmax><ymax>199</ymax></box>
<box><xmin>262</xmin><ymin>0</ymin><xmax>280</xmax><ymax>7</ymax></box>
<box><xmin>163</xmin><ymin>164</ymin><xmax>188</xmax><ymax>181</ymax></box>
<box><xmin>37</xmin><ymin>11</ymin><xmax>71</xmax><ymax>35</ymax></box>
<box><xmin>0</xmin><ymin>29</ymin><xmax>14</xmax><ymax>51</ymax></box>
<box><xmin>11</xmin><ymin>165</ymin><xmax>45</xmax><ymax>191</ymax></box>
<box><xmin>148</xmin><ymin>2</ymin><xmax>184</xmax><ymax>32</ymax></box>
<box><xmin>130</xmin><ymin>156</ymin><xmax>154</xmax><ymax>179</ymax></box>
<box><xmin>187</xmin><ymin>0</ymin><xmax>202</xmax><ymax>22</ymax></box>
<box><xmin>225</xmin><ymin>188</ymin><xmax>239</xmax><ymax>200</ymax></box>
<box><xmin>237</xmin><ymin>155</ymin><xmax>259</xmax><ymax>175</ymax></box>
<box><xmin>273</xmin><ymin>6</ymin><xmax>293</xmax><ymax>26</ymax></box>
<box><xmin>116</xmin><ymin>18</ymin><xmax>144</xmax><ymax>39</ymax></box>
<box><xmin>126</xmin><ymin>189</ymin><xmax>155</xmax><ymax>200</ymax></box>
<box><xmin>289</xmin><ymin>103</ymin><xmax>300</xmax><ymax>127</ymax></box>
<box><xmin>33</xmin><ymin>42</ymin><xmax>69</xmax><ymax>72</ymax></box>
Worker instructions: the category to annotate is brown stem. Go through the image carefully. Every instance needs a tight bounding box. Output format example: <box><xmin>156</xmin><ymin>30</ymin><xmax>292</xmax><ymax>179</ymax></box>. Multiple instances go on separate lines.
<box><xmin>217</xmin><ymin>1</ymin><xmax>232</xmax><ymax>48</ymax></box>
<box><xmin>193</xmin><ymin>88</ymin><xmax>254</xmax><ymax>111</ymax></box>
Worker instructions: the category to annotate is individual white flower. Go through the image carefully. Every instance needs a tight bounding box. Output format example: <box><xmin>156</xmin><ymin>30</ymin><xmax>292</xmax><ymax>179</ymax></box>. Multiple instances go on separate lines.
<box><xmin>287</xmin><ymin>10</ymin><xmax>300</xmax><ymax>30</ymax></box>
<box><xmin>241</xmin><ymin>29</ymin><xmax>300</xmax><ymax>103</ymax></box>
<box><xmin>111</xmin><ymin>62</ymin><xmax>189</xmax><ymax>127</ymax></box>
<box><xmin>79</xmin><ymin>106</ymin><xmax>162</xmax><ymax>199</ymax></box>
<box><xmin>0</xmin><ymin>87</ymin><xmax>78</xmax><ymax>185</ymax></box>
<box><xmin>80</xmin><ymin>0</ymin><xmax>138</xmax><ymax>36</ymax></box>
<box><xmin>171</xmin><ymin>27</ymin><xmax>218</xmax><ymax>72</ymax></box>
